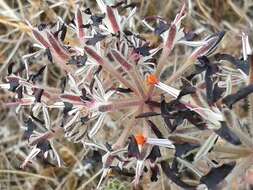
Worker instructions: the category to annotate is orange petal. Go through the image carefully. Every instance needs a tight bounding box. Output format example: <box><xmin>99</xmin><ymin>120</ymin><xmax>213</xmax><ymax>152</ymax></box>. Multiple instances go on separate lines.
<box><xmin>147</xmin><ymin>75</ymin><xmax>159</xmax><ymax>86</ymax></box>
<box><xmin>135</xmin><ymin>134</ymin><xmax>147</xmax><ymax>145</ymax></box>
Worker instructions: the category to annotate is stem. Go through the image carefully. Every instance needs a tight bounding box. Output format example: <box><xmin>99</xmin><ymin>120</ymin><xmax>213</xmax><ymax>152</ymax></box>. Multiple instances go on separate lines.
<box><xmin>112</xmin><ymin>104</ymin><xmax>144</xmax><ymax>149</ymax></box>
<box><xmin>98</xmin><ymin>98</ymin><xmax>144</xmax><ymax>112</ymax></box>
<box><xmin>129</xmin><ymin>67</ymin><xmax>147</xmax><ymax>99</ymax></box>
<box><xmin>29</xmin><ymin>126</ymin><xmax>64</xmax><ymax>146</ymax></box>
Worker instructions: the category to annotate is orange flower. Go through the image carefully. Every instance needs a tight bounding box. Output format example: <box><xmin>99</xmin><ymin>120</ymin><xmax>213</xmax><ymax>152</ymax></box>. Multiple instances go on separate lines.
<box><xmin>147</xmin><ymin>75</ymin><xmax>159</xmax><ymax>86</ymax></box>
<box><xmin>147</xmin><ymin>74</ymin><xmax>180</xmax><ymax>98</ymax></box>
<box><xmin>135</xmin><ymin>134</ymin><xmax>147</xmax><ymax>145</ymax></box>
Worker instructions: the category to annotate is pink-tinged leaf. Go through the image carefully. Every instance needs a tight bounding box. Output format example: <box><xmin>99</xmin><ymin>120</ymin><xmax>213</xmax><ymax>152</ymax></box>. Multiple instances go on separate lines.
<box><xmin>5</xmin><ymin>98</ymin><xmax>34</xmax><ymax>107</ymax></box>
<box><xmin>110</xmin><ymin>52</ymin><xmax>146</xmax><ymax>98</ymax></box>
<box><xmin>111</xmin><ymin>49</ymin><xmax>132</xmax><ymax>71</ymax></box>
<box><xmin>173</xmin><ymin>2</ymin><xmax>186</xmax><ymax>25</ymax></box>
<box><xmin>46</xmin><ymin>31</ymin><xmax>70</xmax><ymax>61</ymax></box>
<box><xmin>190</xmin><ymin>40</ymin><xmax>214</xmax><ymax>59</ymax></box>
<box><xmin>60</xmin><ymin>94</ymin><xmax>85</xmax><ymax>105</ymax></box>
<box><xmin>84</xmin><ymin>46</ymin><xmax>138</xmax><ymax>94</ymax></box>
<box><xmin>190</xmin><ymin>31</ymin><xmax>225</xmax><ymax>59</ymax></box>
<box><xmin>165</xmin><ymin>24</ymin><xmax>176</xmax><ymax>52</ymax></box>
<box><xmin>164</xmin><ymin>2</ymin><xmax>186</xmax><ymax>53</ymax></box>
<box><xmin>106</xmin><ymin>6</ymin><xmax>120</xmax><ymax>33</ymax></box>
<box><xmin>84</xmin><ymin>46</ymin><xmax>105</xmax><ymax>65</ymax></box>
<box><xmin>32</xmin><ymin>29</ymin><xmax>50</xmax><ymax>48</ymax></box>
<box><xmin>76</xmin><ymin>8</ymin><xmax>85</xmax><ymax>42</ymax></box>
